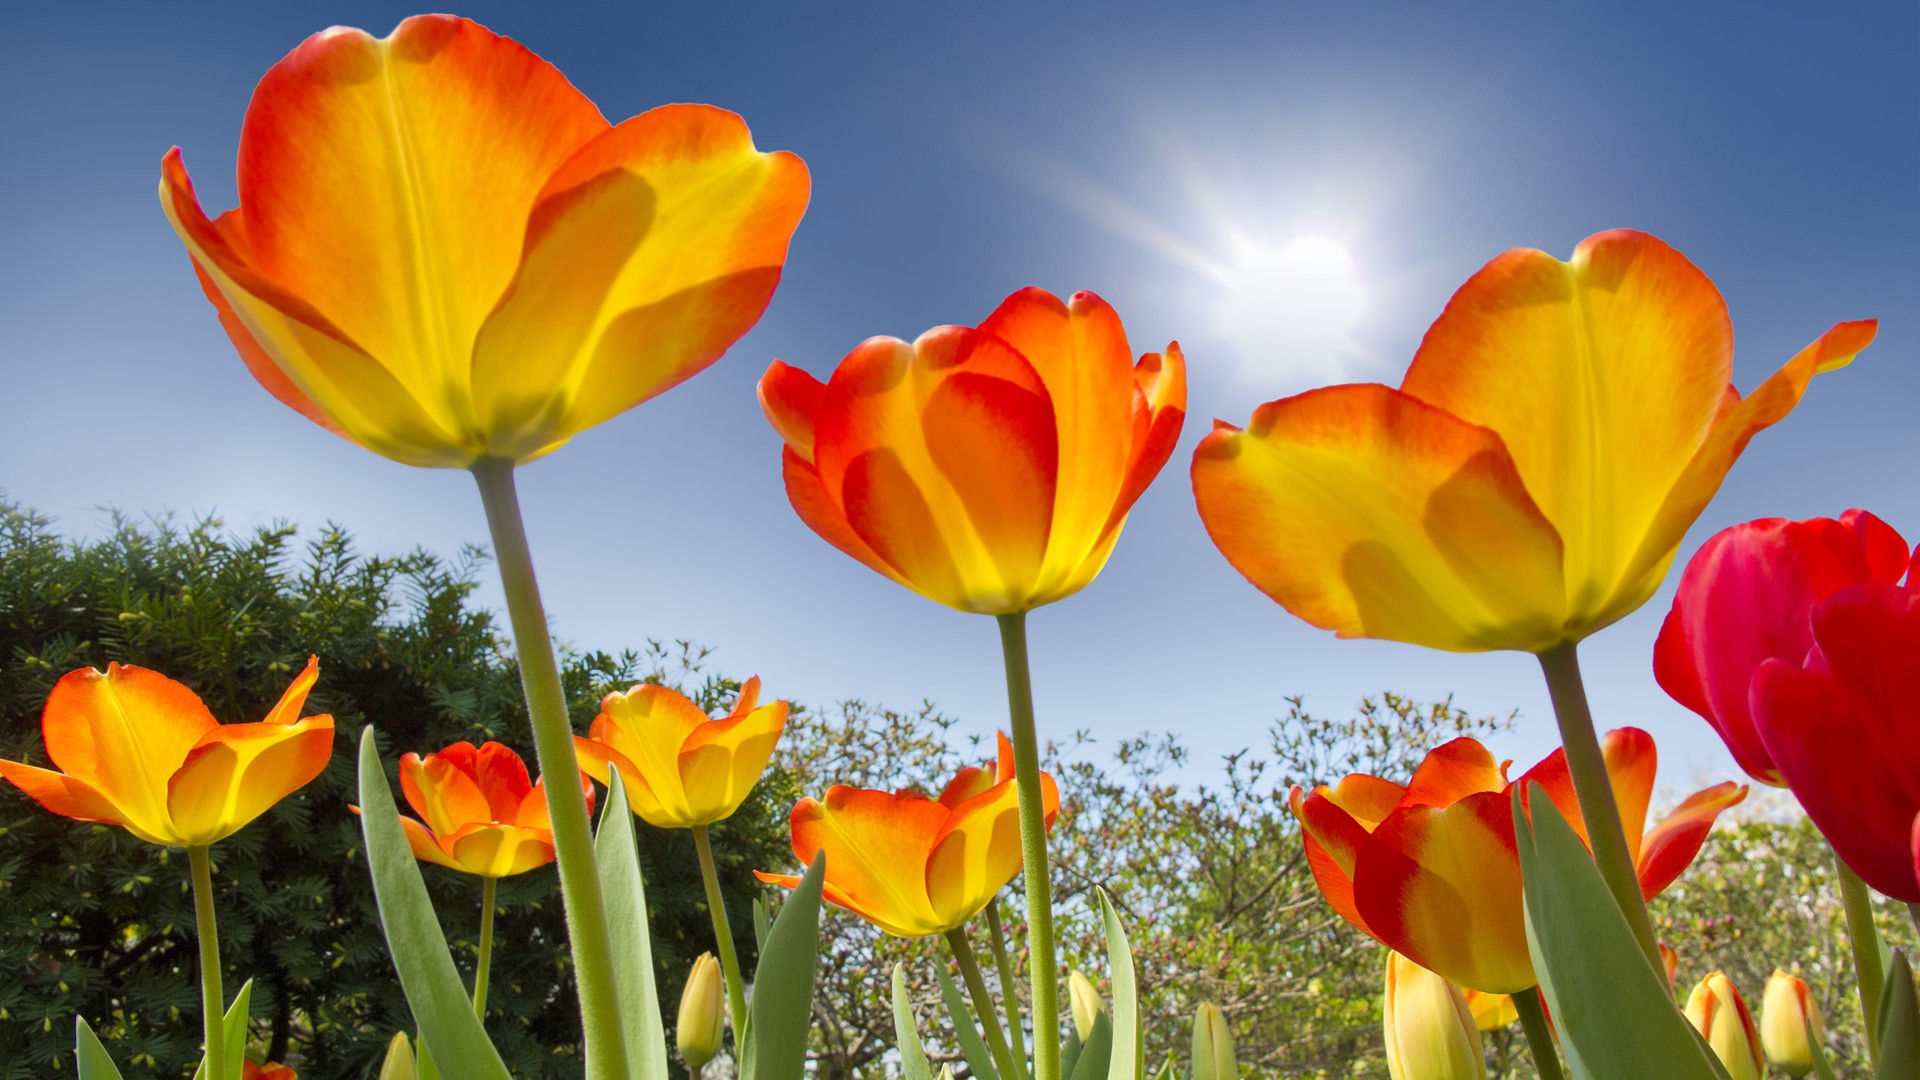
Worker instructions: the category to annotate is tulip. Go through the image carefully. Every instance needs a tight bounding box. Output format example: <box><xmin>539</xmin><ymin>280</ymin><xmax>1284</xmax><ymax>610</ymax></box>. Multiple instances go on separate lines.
<box><xmin>1069</xmin><ymin>970</ymin><xmax>1104</xmax><ymax>1043</ymax></box>
<box><xmin>378</xmin><ymin>1033</ymin><xmax>417</xmax><ymax>1080</ymax></box>
<box><xmin>1461</xmin><ymin>988</ymin><xmax>1517</xmax><ymax>1032</ymax></box>
<box><xmin>574</xmin><ymin>677</ymin><xmax>787</xmax><ymax>830</ymax></box>
<box><xmin>757</xmin><ymin>732</ymin><xmax>1059</xmax><ymax>937</ymax></box>
<box><xmin>758</xmin><ymin>286</ymin><xmax>1186</xmax><ymax>616</ymax></box>
<box><xmin>1685</xmin><ymin>972</ymin><xmax>1764</xmax><ymax>1080</ymax></box>
<box><xmin>1291</xmin><ymin>728</ymin><xmax>1743</xmax><ymax>993</ymax></box>
<box><xmin>1656</xmin><ymin>510</ymin><xmax>1914</xmax><ymax>786</ymax></box>
<box><xmin>1760</xmin><ymin>969</ymin><xmax>1825</xmax><ymax>1077</ymax></box>
<box><xmin>243</xmin><ymin>1063</ymin><xmax>296</xmax><ymax>1080</ymax></box>
<box><xmin>1191</xmin><ymin>1002</ymin><xmax>1240</xmax><ymax>1080</ymax></box>
<box><xmin>678</xmin><ymin>952</ymin><xmax>726</xmax><ymax>1072</ymax></box>
<box><xmin>1383</xmin><ymin>953</ymin><xmax>1482</xmax><ymax>1080</ymax></box>
<box><xmin>160</xmin><ymin>15</ymin><xmax>809</xmax><ymax>470</ymax></box>
<box><xmin>397</xmin><ymin>740</ymin><xmax>589</xmax><ymax>878</ymax></box>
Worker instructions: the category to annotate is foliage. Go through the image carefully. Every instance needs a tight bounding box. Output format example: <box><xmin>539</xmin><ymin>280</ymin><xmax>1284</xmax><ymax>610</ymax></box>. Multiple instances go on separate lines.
<box><xmin>0</xmin><ymin>503</ymin><xmax>790</xmax><ymax>1080</ymax></box>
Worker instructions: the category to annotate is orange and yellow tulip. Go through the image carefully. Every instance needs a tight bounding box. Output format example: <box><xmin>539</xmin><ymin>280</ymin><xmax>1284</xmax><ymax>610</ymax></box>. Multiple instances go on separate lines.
<box><xmin>0</xmin><ymin>658</ymin><xmax>333</xmax><ymax>848</ymax></box>
<box><xmin>756</xmin><ymin>733</ymin><xmax>1059</xmax><ymax>937</ymax></box>
<box><xmin>1291</xmin><ymin>728</ymin><xmax>1744</xmax><ymax>993</ymax></box>
<box><xmin>1383</xmin><ymin>952</ymin><xmax>1483</xmax><ymax>1080</ymax></box>
<box><xmin>574</xmin><ymin>677</ymin><xmax>787</xmax><ymax>829</ymax></box>
<box><xmin>396</xmin><ymin>740</ymin><xmax>589</xmax><ymax>878</ymax></box>
<box><xmin>160</xmin><ymin>15</ymin><xmax>809</xmax><ymax>469</ymax></box>
<box><xmin>758</xmin><ymin>287</ymin><xmax>1185</xmax><ymax>614</ymax></box>
<box><xmin>1760</xmin><ymin>969</ymin><xmax>1825</xmax><ymax>1077</ymax></box>
<box><xmin>1193</xmin><ymin>229</ymin><xmax>1875</xmax><ymax>653</ymax></box>
<box><xmin>243</xmin><ymin>1062</ymin><xmax>296</xmax><ymax>1080</ymax></box>
<box><xmin>1686</xmin><ymin>972</ymin><xmax>1765</xmax><ymax>1080</ymax></box>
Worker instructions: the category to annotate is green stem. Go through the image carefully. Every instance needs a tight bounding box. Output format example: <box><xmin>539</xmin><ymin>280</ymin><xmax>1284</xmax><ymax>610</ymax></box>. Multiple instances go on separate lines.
<box><xmin>471</xmin><ymin>459</ymin><xmax>629</xmax><ymax>1080</ymax></box>
<box><xmin>474</xmin><ymin>876</ymin><xmax>497</xmax><ymax>1019</ymax></box>
<box><xmin>1512</xmin><ymin>988</ymin><xmax>1565</xmax><ymax>1080</ymax></box>
<box><xmin>189</xmin><ymin>846</ymin><xmax>226</xmax><ymax>1080</ymax></box>
<box><xmin>996</xmin><ymin>612</ymin><xmax>1061</xmax><ymax>1080</ymax></box>
<box><xmin>987</xmin><ymin>901</ymin><xmax>1029</xmax><ymax>1071</ymax></box>
<box><xmin>946</xmin><ymin>927</ymin><xmax>1026</xmax><ymax>1080</ymax></box>
<box><xmin>693</xmin><ymin>824</ymin><xmax>750</xmax><ymax>1047</ymax></box>
<box><xmin>1536</xmin><ymin>641</ymin><xmax>1661</xmax><ymax>972</ymax></box>
<box><xmin>1836</xmin><ymin>852</ymin><xmax>1884</xmax><ymax>1066</ymax></box>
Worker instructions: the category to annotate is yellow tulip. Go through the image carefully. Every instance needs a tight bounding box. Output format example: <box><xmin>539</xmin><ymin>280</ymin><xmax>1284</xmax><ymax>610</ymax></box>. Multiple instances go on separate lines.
<box><xmin>1383</xmin><ymin>952</ymin><xmax>1483</xmax><ymax>1080</ymax></box>
<box><xmin>1685</xmin><ymin>971</ymin><xmax>1764</xmax><ymax>1080</ymax></box>
<box><xmin>677</xmin><ymin>952</ymin><xmax>725</xmax><ymax>1071</ymax></box>
<box><xmin>1190</xmin><ymin>1002</ymin><xmax>1239</xmax><ymax>1080</ymax></box>
<box><xmin>1069</xmin><ymin>970</ymin><xmax>1104</xmax><ymax>1043</ymax></box>
<box><xmin>1760</xmin><ymin>968</ymin><xmax>1824</xmax><ymax>1077</ymax></box>
<box><xmin>574</xmin><ymin>677</ymin><xmax>787</xmax><ymax>829</ymax></box>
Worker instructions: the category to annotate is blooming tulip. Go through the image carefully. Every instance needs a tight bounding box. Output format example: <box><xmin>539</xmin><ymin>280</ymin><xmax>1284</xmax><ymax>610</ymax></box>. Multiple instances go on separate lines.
<box><xmin>1685</xmin><ymin>972</ymin><xmax>1764</xmax><ymax>1080</ymax></box>
<box><xmin>1656</xmin><ymin>510</ymin><xmax>1914</xmax><ymax>786</ymax></box>
<box><xmin>574</xmin><ymin>677</ymin><xmax>787</xmax><ymax>829</ymax></box>
<box><xmin>1069</xmin><ymin>970</ymin><xmax>1104</xmax><ymax>1042</ymax></box>
<box><xmin>1383</xmin><ymin>952</ymin><xmax>1483</xmax><ymax>1080</ymax></box>
<box><xmin>1193</xmin><ymin>229</ymin><xmax>1875</xmax><ymax>654</ymax></box>
<box><xmin>1760</xmin><ymin>969</ymin><xmax>1824</xmax><ymax>1077</ymax></box>
<box><xmin>0</xmin><ymin>657</ymin><xmax>332</xmax><ymax>847</ymax></box>
<box><xmin>757</xmin><ymin>733</ymin><xmax>1058</xmax><ymax>936</ymax></box>
<box><xmin>160</xmin><ymin>15</ymin><xmax>808</xmax><ymax>469</ymax></box>
<box><xmin>678</xmin><ymin>952</ymin><xmax>726</xmax><ymax>1071</ymax></box>
<box><xmin>1291</xmin><ymin>729</ymin><xmax>1743</xmax><ymax>992</ymax></box>
<box><xmin>758</xmin><ymin>287</ymin><xmax>1186</xmax><ymax>614</ymax></box>
<box><xmin>396</xmin><ymin>740</ymin><xmax>588</xmax><ymax>878</ymax></box>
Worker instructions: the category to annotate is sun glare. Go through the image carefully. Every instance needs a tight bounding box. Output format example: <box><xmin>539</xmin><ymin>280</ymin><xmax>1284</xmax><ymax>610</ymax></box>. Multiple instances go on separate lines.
<box><xmin>1212</xmin><ymin>234</ymin><xmax>1367</xmax><ymax>388</ymax></box>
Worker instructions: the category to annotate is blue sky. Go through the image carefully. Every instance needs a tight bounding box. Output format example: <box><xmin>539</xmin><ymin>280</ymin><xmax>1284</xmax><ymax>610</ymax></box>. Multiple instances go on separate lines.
<box><xmin>2</xmin><ymin>1</ymin><xmax>1914</xmax><ymax>797</ymax></box>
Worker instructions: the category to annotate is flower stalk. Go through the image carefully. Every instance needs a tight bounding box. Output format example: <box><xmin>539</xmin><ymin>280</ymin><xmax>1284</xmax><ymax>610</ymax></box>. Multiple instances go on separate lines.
<box><xmin>988</xmin><ymin>901</ymin><xmax>1029</xmax><ymax>1069</ymax></box>
<box><xmin>692</xmin><ymin>824</ymin><xmax>751</xmax><ymax>1047</ymax></box>
<box><xmin>947</xmin><ymin>927</ymin><xmax>1026</xmax><ymax>1080</ymax></box>
<box><xmin>474</xmin><ymin>876</ymin><xmax>496</xmax><ymax>1019</ymax></box>
<box><xmin>1512</xmin><ymin>988</ymin><xmax>1565</xmax><ymax>1080</ymax></box>
<box><xmin>997</xmin><ymin>611</ymin><xmax>1061</xmax><ymax>1080</ymax></box>
<box><xmin>189</xmin><ymin>845</ymin><xmax>226</xmax><ymax>1080</ymax></box>
<box><xmin>1836</xmin><ymin>853</ymin><xmax>1884</xmax><ymax>1066</ymax></box>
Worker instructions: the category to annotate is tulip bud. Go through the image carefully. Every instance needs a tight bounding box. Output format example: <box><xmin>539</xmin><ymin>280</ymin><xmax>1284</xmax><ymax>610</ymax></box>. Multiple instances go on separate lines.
<box><xmin>678</xmin><ymin>952</ymin><xmax>726</xmax><ymax>1072</ymax></box>
<box><xmin>1684</xmin><ymin>972</ymin><xmax>1764</xmax><ymax>1080</ymax></box>
<box><xmin>1069</xmin><ymin>970</ymin><xmax>1105</xmax><ymax>1043</ymax></box>
<box><xmin>1660</xmin><ymin>943</ymin><xmax>1679</xmax><ymax>989</ymax></box>
<box><xmin>1190</xmin><ymin>1002</ymin><xmax>1239</xmax><ymax>1080</ymax></box>
<box><xmin>1760</xmin><ymin>969</ymin><xmax>1824</xmax><ymax>1077</ymax></box>
<box><xmin>377</xmin><ymin>1033</ymin><xmax>416</xmax><ymax>1080</ymax></box>
<box><xmin>1383</xmin><ymin>952</ymin><xmax>1482</xmax><ymax>1080</ymax></box>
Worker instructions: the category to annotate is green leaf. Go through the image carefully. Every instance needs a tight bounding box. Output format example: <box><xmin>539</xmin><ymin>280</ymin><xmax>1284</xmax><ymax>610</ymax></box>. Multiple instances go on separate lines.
<box><xmin>356</xmin><ymin>729</ymin><xmax>513</xmax><ymax>1080</ymax></box>
<box><xmin>935</xmin><ymin>956</ymin><xmax>1002</xmax><ymax>1080</ymax></box>
<box><xmin>74</xmin><ymin>1017</ymin><xmax>126</xmax><ymax>1080</ymax></box>
<box><xmin>190</xmin><ymin>979</ymin><xmax>254</xmax><ymax>1080</ymax></box>
<box><xmin>417</xmin><ymin>1038</ymin><xmax>443</xmax><ymax>1080</ymax></box>
<box><xmin>1513</xmin><ymin>784</ymin><xmax>1731</xmax><ymax>1080</ymax></box>
<box><xmin>1876</xmin><ymin>951</ymin><xmax>1919</xmax><ymax>1080</ymax></box>
<box><xmin>1069</xmin><ymin>1009</ymin><xmax>1112</xmax><ymax>1080</ymax></box>
<box><xmin>741</xmin><ymin>853</ymin><xmax>825</xmax><ymax>1080</ymax></box>
<box><xmin>754</xmin><ymin>897</ymin><xmax>771</xmax><ymax>954</ymax></box>
<box><xmin>1807</xmin><ymin>1007</ymin><xmax>1838</xmax><ymax>1080</ymax></box>
<box><xmin>595</xmin><ymin>767</ymin><xmax>668</xmax><ymax>1080</ymax></box>
<box><xmin>1098</xmin><ymin>890</ymin><xmax>1140</xmax><ymax>1080</ymax></box>
<box><xmin>893</xmin><ymin>965</ymin><xmax>937</xmax><ymax>1080</ymax></box>
<box><xmin>1063</xmin><ymin>1026</ymin><xmax>1085</xmax><ymax>1080</ymax></box>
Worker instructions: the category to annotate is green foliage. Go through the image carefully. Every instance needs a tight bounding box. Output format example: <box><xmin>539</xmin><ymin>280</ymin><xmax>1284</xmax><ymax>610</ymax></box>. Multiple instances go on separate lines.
<box><xmin>0</xmin><ymin>503</ymin><xmax>790</xmax><ymax>1079</ymax></box>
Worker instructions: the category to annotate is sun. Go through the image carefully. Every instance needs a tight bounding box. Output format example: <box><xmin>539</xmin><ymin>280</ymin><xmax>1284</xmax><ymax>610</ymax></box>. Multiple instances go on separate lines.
<box><xmin>1211</xmin><ymin>234</ymin><xmax>1367</xmax><ymax>388</ymax></box>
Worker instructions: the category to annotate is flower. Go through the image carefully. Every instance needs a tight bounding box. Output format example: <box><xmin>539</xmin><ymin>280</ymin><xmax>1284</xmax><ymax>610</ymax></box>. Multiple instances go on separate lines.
<box><xmin>1685</xmin><ymin>972</ymin><xmax>1764</xmax><ymax>1080</ymax></box>
<box><xmin>1190</xmin><ymin>1002</ymin><xmax>1239</xmax><ymax>1080</ymax></box>
<box><xmin>677</xmin><ymin>952</ymin><xmax>725</xmax><ymax>1070</ymax></box>
<box><xmin>1291</xmin><ymin>729</ymin><xmax>1744</xmax><ymax>992</ymax></box>
<box><xmin>1752</xmin><ymin>581</ymin><xmax>1920</xmax><ymax>901</ymax></box>
<box><xmin>1760</xmin><ymin>969</ymin><xmax>1824</xmax><ymax>1077</ymax></box>
<box><xmin>1192</xmin><ymin>229</ymin><xmax>1875</xmax><ymax>654</ymax></box>
<box><xmin>395</xmin><ymin>740</ymin><xmax>588</xmax><ymax>878</ymax></box>
<box><xmin>1069</xmin><ymin>970</ymin><xmax>1104</xmax><ymax>1042</ymax></box>
<box><xmin>756</xmin><ymin>733</ymin><xmax>1059</xmax><ymax>936</ymax></box>
<box><xmin>1460</xmin><ymin>988</ymin><xmax>1518</xmax><ymax>1032</ymax></box>
<box><xmin>1383</xmin><ymin>952</ymin><xmax>1482</xmax><ymax>1080</ymax></box>
<box><xmin>243</xmin><ymin>1063</ymin><xmax>297</xmax><ymax>1080</ymax></box>
<box><xmin>574</xmin><ymin>677</ymin><xmax>787</xmax><ymax>830</ymax></box>
<box><xmin>1656</xmin><ymin>510</ymin><xmax>1914</xmax><ymax>786</ymax></box>
<box><xmin>758</xmin><ymin>287</ymin><xmax>1185</xmax><ymax>614</ymax></box>
<box><xmin>160</xmin><ymin>15</ymin><xmax>808</xmax><ymax>469</ymax></box>
<box><xmin>378</xmin><ymin>1033</ymin><xmax>417</xmax><ymax>1080</ymax></box>
<box><xmin>0</xmin><ymin>658</ymin><xmax>332</xmax><ymax>847</ymax></box>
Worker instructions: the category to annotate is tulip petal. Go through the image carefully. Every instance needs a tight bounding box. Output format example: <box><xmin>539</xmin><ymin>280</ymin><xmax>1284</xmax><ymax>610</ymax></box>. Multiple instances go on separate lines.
<box><xmin>925</xmin><ymin>771</ymin><xmax>1057</xmax><ymax>930</ymax></box>
<box><xmin>400</xmin><ymin>748</ymin><xmax>494</xmax><ymax>839</ymax></box>
<box><xmin>760</xmin><ymin>361</ymin><xmax>825</xmax><ymax>462</ymax></box>
<box><xmin>786</xmin><ymin>788</ymin><xmax>948</xmax><ymax>937</ymax></box>
<box><xmin>1096</xmin><ymin>343</ymin><xmax>1188</xmax><ymax>544</ymax></box>
<box><xmin>261</xmin><ymin>656</ymin><xmax>322</xmax><ymax>727</ymax></box>
<box><xmin>1637</xmin><ymin>781</ymin><xmax>1747</xmax><ymax>899</ymax></box>
<box><xmin>678</xmin><ymin>700</ymin><xmax>788</xmax><ymax>825</ymax></box>
<box><xmin>1192</xmin><ymin>384</ymin><xmax>1567</xmax><ymax>652</ymax></box>
<box><xmin>585</xmin><ymin>685</ymin><xmax>714</xmax><ymax>822</ymax></box>
<box><xmin>937</xmin><ymin>765</ymin><xmax>996</xmax><ymax>809</ymax></box>
<box><xmin>444</xmin><ymin>822</ymin><xmax>559</xmax><ymax>878</ymax></box>
<box><xmin>400</xmin><ymin>814</ymin><xmax>467</xmax><ymax>872</ymax></box>
<box><xmin>470</xmin><ymin>741</ymin><xmax>536</xmax><ymax>822</ymax></box>
<box><xmin>472</xmin><ymin>104</ymin><xmax>809</xmax><ymax>460</ymax></box>
<box><xmin>1291</xmin><ymin>782</ymin><xmax>1392</xmax><ymax>938</ymax></box>
<box><xmin>1401</xmin><ymin>230</ymin><xmax>1734</xmax><ymax>622</ymax></box>
<box><xmin>40</xmin><ymin>663</ymin><xmax>220</xmax><ymax>844</ymax></box>
<box><xmin>1600</xmin><ymin>727</ymin><xmax>1659</xmax><ymax>866</ymax></box>
<box><xmin>166</xmin><ymin>715</ymin><xmax>335</xmax><ymax>845</ymax></box>
<box><xmin>0</xmin><ymin>759</ymin><xmax>165</xmax><ymax>842</ymax></box>
<box><xmin>1399</xmin><ymin>737</ymin><xmax>1508</xmax><ymax>809</ymax></box>
<box><xmin>572</xmin><ymin>737</ymin><xmax>675</xmax><ymax>828</ymax></box>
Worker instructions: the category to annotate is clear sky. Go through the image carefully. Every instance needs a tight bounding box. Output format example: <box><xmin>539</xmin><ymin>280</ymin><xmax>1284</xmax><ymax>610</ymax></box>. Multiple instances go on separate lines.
<box><xmin>2</xmin><ymin>2</ymin><xmax>1914</xmax><ymax>796</ymax></box>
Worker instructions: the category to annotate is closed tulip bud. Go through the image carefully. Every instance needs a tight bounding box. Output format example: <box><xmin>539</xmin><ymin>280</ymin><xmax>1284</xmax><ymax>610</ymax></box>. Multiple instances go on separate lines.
<box><xmin>1684</xmin><ymin>972</ymin><xmax>1764</xmax><ymax>1080</ymax></box>
<box><xmin>1070</xmin><ymin>970</ymin><xmax>1105</xmax><ymax>1043</ymax></box>
<box><xmin>1383</xmin><ymin>952</ymin><xmax>1482</xmax><ymax>1080</ymax></box>
<box><xmin>1760</xmin><ymin>969</ymin><xmax>1824</xmax><ymax>1077</ymax></box>
<box><xmin>1191</xmin><ymin>1002</ymin><xmax>1239</xmax><ymax>1080</ymax></box>
<box><xmin>678</xmin><ymin>952</ymin><xmax>726</xmax><ymax>1071</ymax></box>
<box><xmin>378</xmin><ymin>1033</ymin><xmax>416</xmax><ymax>1080</ymax></box>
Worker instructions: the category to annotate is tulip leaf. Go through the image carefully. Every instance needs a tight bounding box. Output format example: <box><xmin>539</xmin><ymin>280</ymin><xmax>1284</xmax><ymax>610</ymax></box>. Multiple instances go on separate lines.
<box><xmin>75</xmin><ymin>1017</ymin><xmax>126</xmax><ymax>1080</ymax></box>
<box><xmin>935</xmin><ymin>954</ymin><xmax>1002</xmax><ymax>1080</ymax></box>
<box><xmin>1513</xmin><ymin>784</ymin><xmax>1732</xmax><ymax>1080</ymax></box>
<box><xmin>1070</xmin><ymin>1009</ymin><xmax>1112</xmax><ymax>1080</ymax></box>
<box><xmin>1807</xmin><ymin>1009</ymin><xmax>1838</xmax><ymax>1080</ymax></box>
<box><xmin>595</xmin><ymin>767</ymin><xmax>668</xmax><ymax>1080</ymax></box>
<box><xmin>417</xmin><ymin>1038</ymin><xmax>442</xmax><ymax>1080</ymax></box>
<box><xmin>1876</xmin><ymin>951</ymin><xmax>1920</xmax><ymax>1080</ymax></box>
<box><xmin>189</xmin><ymin>978</ymin><xmax>255</xmax><ymax>1080</ymax></box>
<box><xmin>1063</xmin><ymin>1025</ymin><xmax>1085</xmax><ymax>1080</ymax></box>
<box><xmin>1099</xmin><ymin>890</ymin><xmax>1141</xmax><ymax>1080</ymax></box>
<box><xmin>754</xmin><ymin>897</ymin><xmax>772</xmax><ymax>954</ymax></box>
<box><xmin>741</xmin><ymin>852</ymin><xmax>825</xmax><ymax>1080</ymax></box>
<box><xmin>893</xmin><ymin>965</ymin><xmax>938</xmax><ymax>1080</ymax></box>
<box><xmin>356</xmin><ymin>729</ymin><xmax>513</xmax><ymax>1080</ymax></box>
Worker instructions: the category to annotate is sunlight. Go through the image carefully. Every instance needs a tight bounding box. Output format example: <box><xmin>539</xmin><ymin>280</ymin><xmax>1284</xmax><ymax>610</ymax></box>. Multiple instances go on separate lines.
<box><xmin>1211</xmin><ymin>234</ymin><xmax>1366</xmax><ymax>388</ymax></box>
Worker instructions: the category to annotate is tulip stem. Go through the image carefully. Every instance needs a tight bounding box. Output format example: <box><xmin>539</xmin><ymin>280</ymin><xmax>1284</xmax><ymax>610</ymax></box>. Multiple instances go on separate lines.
<box><xmin>947</xmin><ymin>927</ymin><xmax>1027</xmax><ymax>1080</ymax></box>
<box><xmin>471</xmin><ymin>459</ymin><xmax>630</xmax><ymax>1080</ymax></box>
<box><xmin>987</xmin><ymin>901</ymin><xmax>1029</xmax><ymax>1070</ymax></box>
<box><xmin>692</xmin><ymin>824</ymin><xmax>751</xmax><ymax>1048</ymax></box>
<box><xmin>1835</xmin><ymin>852</ymin><xmax>1884</xmax><ymax>1065</ymax></box>
<box><xmin>1513</xmin><ymin>988</ymin><xmax>1565</xmax><ymax>1080</ymax></box>
<box><xmin>189</xmin><ymin>845</ymin><xmax>226</xmax><ymax>1080</ymax></box>
<box><xmin>474</xmin><ymin>876</ymin><xmax>496</xmax><ymax>1019</ymax></box>
<box><xmin>1536</xmin><ymin>641</ymin><xmax>1662</xmax><ymax>973</ymax></box>
<box><xmin>997</xmin><ymin>611</ymin><xmax>1061</xmax><ymax>1080</ymax></box>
